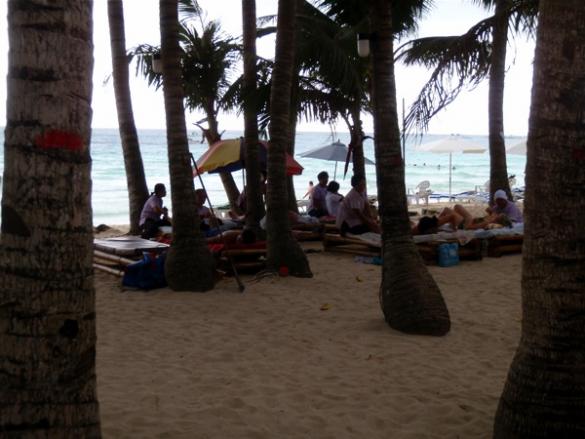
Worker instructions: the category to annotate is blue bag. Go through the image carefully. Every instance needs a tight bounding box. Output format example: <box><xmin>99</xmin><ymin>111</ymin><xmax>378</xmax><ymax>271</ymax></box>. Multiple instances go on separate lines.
<box><xmin>122</xmin><ymin>252</ymin><xmax>167</xmax><ymax>290</ymax></box>
<box><xmin>437</xmin><ymin>243</ymin><xmax>459</xmax><ymax>267</ymax></box>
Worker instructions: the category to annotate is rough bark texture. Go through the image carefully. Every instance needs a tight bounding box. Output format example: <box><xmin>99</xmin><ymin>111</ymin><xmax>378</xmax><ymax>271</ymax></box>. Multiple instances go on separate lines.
<box><xmin>370</xmin><ymin>0</ymin><xmax>450</xmax><ymax>336</ymax></box>
<box><xmin>266</xmin><ymin>0</ymin><xmax>312</xmax><ymax>277</ymax></box>
<box><xmin>107</xmin><ymin>0</ymin><xmax>149</xmax><ymax>235</ymax></box>
<box><xmin>488</xmin><ymin>0</ymin><xmax>512</xmax><ymax>202</ymax></box>
<box><xmin>160</xmin><ymin>0</ymin><xmax>215</xmax><ymax>292</ymax></box>
<box><xmin>0</xmin><ymin>1</ymin><xmax>101</xmax><ymax>436</ymax></box>
<box><xmin>349</xmin><ymin>107</ymin><xmax>366</xmax><ymax>182</ymax></box>
<box><xmin>493</xmin><ymin>1</ymin><xmax>585</xmax><ymax>436</ymax></box>
<box><xmin>242</xmin><ymin>0</ymin><xmax>265</xmax><ymax>230</ymax></box>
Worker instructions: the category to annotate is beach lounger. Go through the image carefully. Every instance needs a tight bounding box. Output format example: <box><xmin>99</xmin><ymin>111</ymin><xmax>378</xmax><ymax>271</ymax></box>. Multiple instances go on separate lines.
<box><xmin>324</xmin><ymin>230</ymin><xmax>483</xmax><ymax>264</ymax></box>
<box><xmin>93</xmin><ymin>236</ymin><xmax>169</xmax><ymax>257</ymax></box>
<box><xmin>209</xmin><ymin>241</ymin><xmax>267</xmax><ymax>273</ymax></box>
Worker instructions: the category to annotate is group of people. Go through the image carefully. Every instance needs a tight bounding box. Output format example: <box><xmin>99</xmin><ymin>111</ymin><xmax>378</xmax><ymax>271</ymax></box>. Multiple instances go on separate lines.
<box><xmin>412</xmin><ymin>189</ymin><xmax>523</xmax><ymax>235</ymax></box>
<box><xmin>139</xmin><ymin>179</ymin><xmax>523</xmax><ymax>241</ymax></box>
<box><xmin>306</xmin><ymin>171</ymin><xmax>381</xmax><ymax>235</ymax></box>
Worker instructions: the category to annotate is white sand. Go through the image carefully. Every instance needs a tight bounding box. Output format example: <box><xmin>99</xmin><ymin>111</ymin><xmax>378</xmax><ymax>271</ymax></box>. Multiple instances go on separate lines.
<box><xmin>95</xmin><ymin>244</ymin><xmax>522</xmax><ymax>438</ymax></box>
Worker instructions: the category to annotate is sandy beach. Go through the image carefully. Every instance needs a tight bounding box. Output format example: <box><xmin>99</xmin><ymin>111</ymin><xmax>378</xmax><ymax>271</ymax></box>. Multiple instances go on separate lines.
<box><xmin>95</xmin><ymin>235</ymin><xmax>522</xmax><ymax>438</ymax></box>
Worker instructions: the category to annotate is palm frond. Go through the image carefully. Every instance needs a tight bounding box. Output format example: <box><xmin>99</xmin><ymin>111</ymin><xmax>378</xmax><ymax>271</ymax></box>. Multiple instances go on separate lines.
<box><xmin>397</xmin><ymin>15</ymin><xmax>495</xmax><ymax>132</ymax></box>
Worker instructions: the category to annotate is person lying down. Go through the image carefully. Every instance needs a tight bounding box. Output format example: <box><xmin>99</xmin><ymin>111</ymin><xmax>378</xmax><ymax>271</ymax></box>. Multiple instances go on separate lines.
<box><xmin>412</xmin><ymin>204</ymin><xmax>514</xmax><ymax>235</ymax></box>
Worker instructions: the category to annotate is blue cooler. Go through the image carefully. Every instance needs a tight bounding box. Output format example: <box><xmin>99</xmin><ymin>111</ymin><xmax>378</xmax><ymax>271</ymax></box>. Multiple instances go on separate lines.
<box><xmin>438</xmin><ymin>243</ymin><xmax>459</xmax><ymax>267</ymax></box>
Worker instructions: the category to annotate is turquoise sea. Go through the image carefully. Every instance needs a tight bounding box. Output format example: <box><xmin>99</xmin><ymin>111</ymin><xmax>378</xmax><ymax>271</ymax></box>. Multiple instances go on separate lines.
<box><xmin>0</xmin><ymin>128</ymin><xmax>527</xmax><ymax>226</ymax></box>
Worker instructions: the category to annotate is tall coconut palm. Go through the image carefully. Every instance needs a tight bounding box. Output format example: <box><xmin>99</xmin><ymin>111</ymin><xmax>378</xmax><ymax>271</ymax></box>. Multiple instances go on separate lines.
<box><xmin>241</xmin><ymin>0</ymin><xmax>265</xmax><ymax>230</ymax></box>
<box><xmin>398</xmin><ymin>0</ymin><xmax>539</xmax><ymax>201</ymax></box>
<box><xmin>493</xmin><ymin>0</ymin><xmax>585</xmax><ymax>435</ymax></box>
<box><xmin>369</xmin><ymin>0</ymin><xmax>450</xmax><ymax>335</ymax></box>
<box><xmin>0</xmin><ymin>1</ymin><xmax>100</xmax><ymax>435</ymax></box>
<box><xmin>130</xmin><ymin>13</ymin><xmax>243</xmax><ymax>213</ymax></box>
<box><xmin>266</xmin><ymin>0</ymin><xmax>312</xmax><ymax>277</ymax></box>
<box><xmin>108</xmin><ymin>0</ymin><xmax>150</xmax><ymax>234</ymax></box>
<box><xmin>160</xmin><ymin>0</ymin><xmax>215</xmax><ymax>291</ymax></box>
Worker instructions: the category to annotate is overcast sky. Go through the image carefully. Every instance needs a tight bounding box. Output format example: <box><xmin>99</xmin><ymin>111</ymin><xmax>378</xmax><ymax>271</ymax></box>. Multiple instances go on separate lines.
<box><xmin>0</xmin><ymin>0</ymin><xmax>536</xmax><ymax>136</ymax></box>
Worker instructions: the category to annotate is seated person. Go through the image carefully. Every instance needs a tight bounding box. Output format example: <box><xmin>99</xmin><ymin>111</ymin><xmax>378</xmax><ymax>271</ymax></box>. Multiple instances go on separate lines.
<box><xmin>486</xmin><ymin>189</ymin><xmax>523</xmax><ymax>224</ymax></box>
<box><xmin>206</xmin><ymin>227</ymin><xmax>258</xmax><ymax>246</ymax></box>
<box><xmin>230</xmin><ymin>172</ymin><xmax>267</xmax><ymax>219</ymax></box>
<box><xmin>139</xmin><ymin>183</ymin><xmax>171</xmax><ymax>239</ymax></box>
<box><xmin>307</xmin><ymin>171</ymin><xmax>329</xmax><ymax>218</ymax></box>
<box><xmin>336</xmin><ymin>175</ymin><xmax>381</xmax><ymax>235</ymax></box>
<box><xmin>195</xmin><ymin>188</ymin><xmax>225</xmax><ymax>237</ymax></box>
<box><xmin>325</xmin><ymin>181</ymin><xmax>343</xmax><ymax>218</ymax></box>
<box><xmin>412</xmin><ymin>204</ymin><xmax>512</xmax><ymax>235</ymax></box>
<box><xmin>259</xmin><ymin>210</ymin><xmax>320</xmax><ymax>230</ymax></box>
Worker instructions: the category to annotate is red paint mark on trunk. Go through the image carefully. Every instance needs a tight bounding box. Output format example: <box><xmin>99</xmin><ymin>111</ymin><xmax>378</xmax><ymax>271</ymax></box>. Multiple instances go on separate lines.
<box><xmin>572</xmin><ymin>147</ymin><xmax>585</xmax><ymax>161</ymax></box>
<box><xmin>35</xmin><ymin>130</ymin><xmax>83</xmax><ymax>151</ymax></box>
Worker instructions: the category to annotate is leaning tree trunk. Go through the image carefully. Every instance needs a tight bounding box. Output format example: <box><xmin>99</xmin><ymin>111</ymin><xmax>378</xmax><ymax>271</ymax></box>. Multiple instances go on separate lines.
<box><xmin>0</xmin><ymin>1</ymin><xmax>101</xmax><ymax>436</ymax></box>
<box><xmin>201</xmin><ymin>102</ymin><xmax>241</xmax><ymax>213</ymax></box>
<box><xmin>108</xmin><ymin>0</ymin><xmax>149</xmax><ymax>234</ymax></box>
<box><xmin>493</xmin><ymin>1</ymin><xmax>585</xmax><ymax>436</ymax></box>
<box><xmin>487</xmin><ymin>0</ymin><xmax>512</xmax><ymax>202</ymax></box>
<box><xmin>370</xmin><ymin>0</ymin><xmax>450</xmax><ymax>336</ymax></box>
<box><xmin>266</xmin><ymin>0</ymin><xmax>312</xmax><ymax>277</ymax></box>
<box><xmin>286</xmin><ymin>114</ymin><xmax>299</xmax><ymax>214</ymax></box>
<box><xmin>242</xmin><ymin>0</ymin><xmax>265</xmax><ymax>230</ymax></box>
<box><xmin>160</xmin><ymin>0</ymin><xmax>215</xmax><ymax>291</ymax></box>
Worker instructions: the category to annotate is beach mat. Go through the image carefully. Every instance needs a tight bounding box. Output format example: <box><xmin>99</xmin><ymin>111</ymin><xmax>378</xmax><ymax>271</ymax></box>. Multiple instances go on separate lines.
<box><xmin>94</xmin><ymin>236</ymin><xmax>169</xmax><ymax>257</ymax></box>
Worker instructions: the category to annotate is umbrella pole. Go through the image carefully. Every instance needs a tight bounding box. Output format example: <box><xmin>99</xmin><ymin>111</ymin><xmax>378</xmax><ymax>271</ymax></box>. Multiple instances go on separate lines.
<box><xmin>190</xmin><ymin>153</ymin><xmax>245</xmax><ymax>293</ymax></box>
<box><xmin>334</xmin><ymin>161</ymin><xmax>338</xmax><ymax>181</ymax></box>
<box><xmin>449</xmin><ymin>152</ymin><xmax>452</xmax><ymax>201</ymax></box>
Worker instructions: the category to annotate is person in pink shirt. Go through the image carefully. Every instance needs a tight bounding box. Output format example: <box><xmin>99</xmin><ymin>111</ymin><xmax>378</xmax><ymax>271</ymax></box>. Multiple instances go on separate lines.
<box><xmin>336</xmin><ymin>176</ymin><xmax>380</xmax><ymax>235</ymax></box>
<box><xmin>139</xmin><ymin>183</ymin><xmax>170</xmax><ymax>239</ymax></box>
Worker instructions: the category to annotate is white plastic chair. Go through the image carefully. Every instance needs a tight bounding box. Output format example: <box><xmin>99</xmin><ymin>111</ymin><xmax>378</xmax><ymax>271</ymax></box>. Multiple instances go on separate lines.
<box><xmin>409</xmin><ymin>180</ymin><xmax>432</xmax><ymax>207</ymax></box>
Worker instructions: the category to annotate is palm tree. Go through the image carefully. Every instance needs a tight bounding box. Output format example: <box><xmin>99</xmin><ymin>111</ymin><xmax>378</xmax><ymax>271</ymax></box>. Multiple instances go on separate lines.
<box><xmin>241</xmin><ymin>0</ymin><xmax>265</xmax><ymax>230</ymax></box>
<box><xmin>493</xmin><ymin>0</ymin><xmax>585</xmax><ymax>435</ymax></box>
<box><xmin>160</xmin><ymin>0</ymin><xmax>215</xmax><ymax>291</ymax></box>
<box><xmin>265</xmin><ymin>0</ymin><xmax>312</xmax><ymax>277</ymax></box>
<box><xmin>130</xmin><ymin>10</ymin><xmax>243</xmax><ymax>213</ymax></box>
<box><xmin>108</xmin><ymin>0</ymin><xmax>150</xmax><ymax>235</ymax></box>
<box><xmin>369</xmin><ymin>0</ymin><xmax>450</xmax><ymax>335</ymax></box>
<box><xmin>398</xmin><ymin>0</ymin><xmax>539</xmax><ymax>201</ymax></box>
<box><xmin>0</xmin><ymin>2</ymin><xmax>100</xmax><ymax>435</ymax></box>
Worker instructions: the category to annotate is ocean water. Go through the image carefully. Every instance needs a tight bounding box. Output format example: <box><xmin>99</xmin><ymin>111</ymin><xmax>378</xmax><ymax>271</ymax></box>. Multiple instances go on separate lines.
<box><xmin>0</xmin><ymin>128</ymin><xmax>527</xmax><ymax>225</ymax></box>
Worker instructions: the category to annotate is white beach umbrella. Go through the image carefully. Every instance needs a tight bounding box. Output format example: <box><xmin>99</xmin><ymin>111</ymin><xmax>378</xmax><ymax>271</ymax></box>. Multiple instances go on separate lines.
<box><xmin>299</xmin><ymin>141</ymin><xmax>375</xmax><ymax>180</ymax></box>
<box><xmin>417</xmin><ymin>134</ymin><xmax>487</xmax><ymax>198</ymax></box>
<box><xmin>507</xmin><ymin>139</ymin><xmax>527</xmax><ymax>155</ymax></box>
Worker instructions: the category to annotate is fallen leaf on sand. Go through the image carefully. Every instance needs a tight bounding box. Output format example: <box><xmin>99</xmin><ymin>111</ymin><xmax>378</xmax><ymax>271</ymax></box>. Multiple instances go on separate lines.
<box><xmin>355</xmin><ymin>276</ymin><xmax>363</xmax><ymax>282</ymax></box>
<box><xmin>320</xmin><ymin>303</ymin><xmax>331</xmax><ymax>311</ymax></box>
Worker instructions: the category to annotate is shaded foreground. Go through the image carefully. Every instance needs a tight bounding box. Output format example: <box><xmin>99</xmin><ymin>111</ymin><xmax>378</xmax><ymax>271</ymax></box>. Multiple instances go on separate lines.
<box><xmin>96</xmin><ymin>247</ymin><xmax>521</xmax><ymax>438</ymax></box>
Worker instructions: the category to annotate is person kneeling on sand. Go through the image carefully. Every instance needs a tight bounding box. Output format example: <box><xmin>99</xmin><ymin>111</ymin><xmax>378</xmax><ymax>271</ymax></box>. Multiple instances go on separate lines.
<box><xmin>412</xmin><ymin>203</ymin><xmax>513</xmax><ymax>235</ymax></box>
<box><xmin>336</xmin><ymin>175</ymin><xmax>380</xmax><ymax>235</ymax></box>
<box><xmin>486</xmin><ymin>189</ymin><xmax>523</xmax><ymax>224</ymax></box>
<box><xmin>140</xmin><ymin>183</ymin><xmax>171</xmax><ymax>239</ymax></box>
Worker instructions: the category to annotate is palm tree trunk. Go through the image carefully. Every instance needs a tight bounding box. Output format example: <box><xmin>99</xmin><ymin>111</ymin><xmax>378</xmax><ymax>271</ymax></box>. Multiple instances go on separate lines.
<box><xmin>108</xmin><ymin>0</ymin><xmax>149</xmax><ymax>234</ymax></box>
<box><xmin>242</xmin><ymin>0</ymin><xmax>265</xmax><ymax>229</ymax></box>
<box><xmin>266</xmin><ymin>0</ymin><xmax>311</xmax><ymax>277</ymax></box>
<box><xmin>286</xmin><ymin>115</ymin><xmax>300</xmax><ymax>214</ymax></box>
<box><xmin>0</xmin><ymin>1</ymin><xmax>101</xmax><ymax>435</ymax></box>
<box><xmin>350</xmin><ymin>105</ymin><xmax>366</xmax><ymax>182</ymax></box>
<box><xmin>199</xmin><ymin>115</ymin><xmax>242</xmax><ymax>214</ymax></box>
<box><xmin>488</xmin><ymin>0</ymin><xmax>512</xmax><ymax>201</ymax></box>
<box><xmin>494</xmin><ymin>1</ymin><xmax>585</xmax><ymax>436</ymax></box>
<box><xmin>370</xmin><ymin>0</ymin><xmax>450</xmax><ymax>336</ymax></box>
<box><xmin>160</xmin><ymin>0</ymin><xmax>215</xmax><ymax>291</ymax></box>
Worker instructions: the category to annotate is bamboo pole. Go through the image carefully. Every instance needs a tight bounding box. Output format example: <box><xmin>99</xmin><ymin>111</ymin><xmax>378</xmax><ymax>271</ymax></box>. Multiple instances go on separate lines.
<box><xmin>93</xmin><ymin>263</ymin><xmax>124</xmax><ymax>277</ymax></box>
<box><xmin>93</xmin><ymin>250</ymin><xmax>135</xmax><ymax>266</ymax></box>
